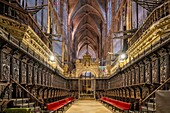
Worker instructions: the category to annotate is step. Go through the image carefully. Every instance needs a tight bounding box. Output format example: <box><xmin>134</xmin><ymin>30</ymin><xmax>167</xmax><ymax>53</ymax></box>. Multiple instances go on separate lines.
<box><xmin>141</xmin><ymin>106</ymin><xmax>156</xmax><ymax>112</ymax></box>
<box><xmin>30</xmin><ymin>106</ymin><xmax>42</xmax><ymax>113</ymax></box>
<box><xmin>12</xmin><ymin>98</ymin><xmax>29</xmax><ymax>101</ymax></box>
<box><xmin>15</xmin><ymin>102</ymin><xmax>35</xmax><ymax>107</ymax></box>
<box><xmin>12</xmin><ymin>98</ymin><xmax>30</xmax><ymax>104</ymax></box>
<box><xmin>147</xmin><ymin>102</ymin><xmax>156</xmax><ymax>109</ymax></box>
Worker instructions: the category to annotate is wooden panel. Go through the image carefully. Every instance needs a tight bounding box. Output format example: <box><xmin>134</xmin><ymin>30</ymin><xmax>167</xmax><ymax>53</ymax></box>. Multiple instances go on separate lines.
<box><xmin>37</xmin><ymin>67</ymin><xmax>42</xmax><ymax>85</ymax></box>
<box><xmin>33</xmin><ymin>64</ymin><xmax>38</xmax><ymax>85</ymax></box>
<box><xmin>20</xmin><ymin>62</ymin><xmax>27</xmax><ymax>84</ymax></box>
<box><xmin>136</xmin><ymin>88</ymin><xmax>141</xmax><ymax>99</ymax></box>
<box><xmin>126</xmin><ymin>71</ymin><xmax>129</xmax><ymax>86</ymax></box>
<box><xmin>159</xmin><ymin>49</ymin><xmax>169</xmax><ymax>83</ymax></box>
<box><xmin>135</xmin><ymin>65</ymin><xmax>140</xmax><ymax>84</ymax></box>
<box><xmin>27</xmin><ymin>63</ymin><xmax>33</xmax><ymax>85</ymax></box>
<box><xmin>122</xmin><ymin>72</ymin><xmax>126</xmax><ymax>87</ymax></box>
<box><xmin>144</xmin><ymin>58</ymin><xmax>152</xmax><ymax>84</ymax></box>
<box><xmin>128</xmin><ymin>69</ymin><xmax>132</xmax><ymax>85</ymax></box>
<box><xmin>45</xmin><ymin>71</ymin><xmax>48</xmax><ymax>86</ymax></box>
<box><xmin>139</xmin><ymin>62</ymin><xmax>145</xmax><ymax>84</ymax></box>
<box><xmin>151</xmin><ymin>54</ymin><xmax>160</xmax><ymax>84</ymax></box>
<box><xmin>123</xmin><ymin>89</ymin><xmax>126</xmax><ymax>98</ymax></box>
<box><xmin>12</xmin><ymin>57</ymin><xmax>20</xmax><ymax>82</ymax></box>
<box><xmin>131</xmin><ymin>67</ymin><xmax>135</xmax><ymax>85</ymax></box>
<box><xmin>1</xmin><ymin>52</ymin><xmax>10</xmax><ymax>82</ymax></box>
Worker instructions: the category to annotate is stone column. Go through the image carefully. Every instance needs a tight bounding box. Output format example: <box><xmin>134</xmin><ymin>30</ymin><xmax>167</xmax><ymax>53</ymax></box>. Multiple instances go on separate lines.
<box><xmin>62</xmin><ymin>32</ymin><xmax>65</xmax><ymax>66</ymax></box>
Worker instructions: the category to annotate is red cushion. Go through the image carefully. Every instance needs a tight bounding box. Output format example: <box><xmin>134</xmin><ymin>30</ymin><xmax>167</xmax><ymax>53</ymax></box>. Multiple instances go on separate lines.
<box><xmin>47</xmin><ymin>97</ymin><xmax>75</xmax><ymax>111</ymax></box>
<box><xmin>100</xmin><ymin>97</ymin><xmax>131</xmax><ymax>111</ymax></box>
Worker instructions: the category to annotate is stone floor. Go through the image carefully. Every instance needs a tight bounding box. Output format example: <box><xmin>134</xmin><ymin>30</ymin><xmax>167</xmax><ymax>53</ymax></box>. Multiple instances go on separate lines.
<box><xmin>65</xmin><ymin>100</ymin><xmax>115</xmax><ymax>113</ymax></box>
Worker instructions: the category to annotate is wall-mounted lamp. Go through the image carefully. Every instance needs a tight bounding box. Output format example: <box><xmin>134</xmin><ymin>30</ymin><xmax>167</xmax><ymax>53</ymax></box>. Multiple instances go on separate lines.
<box><xmin>49</xmin><ymin>55</ymin><xmax>56</xmax><ymax>62</ymax></box>
<box><xmin>119</xmin><ymin>53</ymin><xmax>128</xmax><ymax>60</ymax></box>
<box><xmin>107</xmin><ymin>52</ymin><xmax>128</xmax><ymax>62</ymax></box>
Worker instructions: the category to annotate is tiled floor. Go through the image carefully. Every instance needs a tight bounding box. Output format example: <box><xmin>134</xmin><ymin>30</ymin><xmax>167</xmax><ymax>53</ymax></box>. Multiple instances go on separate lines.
<box><xmin>65</xmin><ymin>100</ymin><xmax>113</xmax><ymax>113</ymax></box>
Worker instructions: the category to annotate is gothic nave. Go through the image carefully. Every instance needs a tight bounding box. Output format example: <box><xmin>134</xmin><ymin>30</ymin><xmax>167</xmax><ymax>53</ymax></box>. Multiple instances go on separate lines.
<box><xmin>0</xmin><ymin>0</ymin><xmax>170</xmax><ymax>113</ymax></box>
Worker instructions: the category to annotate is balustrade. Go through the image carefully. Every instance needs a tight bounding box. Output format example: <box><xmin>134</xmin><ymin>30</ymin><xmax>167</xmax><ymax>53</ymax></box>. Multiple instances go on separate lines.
<box><xmin>0</xmin><ymin>1</ymin><xmax>50</xmax><ymax>46</ymax></box>
<box><xmin>129</xmin><ymin>1</ymin><xmax>170</xmax><ymax>46</ymax></box>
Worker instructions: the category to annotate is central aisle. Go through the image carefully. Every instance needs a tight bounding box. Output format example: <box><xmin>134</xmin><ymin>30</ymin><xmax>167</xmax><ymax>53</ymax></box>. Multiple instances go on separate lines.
<box><xmin>66</xmin><ymin>100</ymin><xmax>112</xmax><ymax>113</ymax></box>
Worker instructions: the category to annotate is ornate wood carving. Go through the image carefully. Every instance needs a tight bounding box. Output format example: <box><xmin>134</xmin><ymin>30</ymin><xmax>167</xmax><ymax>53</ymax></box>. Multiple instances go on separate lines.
<box><xmin>136</xmin><ymin>88</ymin><xmax>141</xmax><ymax>99</ymax></box>
<box><xmin>158</xmin><ymin>48</ymin><xmax>169</xmax><ymax>83</ymax></box>
<box><xmin>139</xmin><ymin>61</ymin><xmax>145</xmax><ymax>84</ymax></box>
<box><xmin>20</xmin><ymin>61</ymin><xmax>27</xmax><ymax>84</ymax></box>
<box><xmin>144</xmin><ymin>58</ymin><xmax>152</xmax><ymax>84</ymax></box>
<box><xmin>122</xmin><ymin>72</ymin><xmax>126</xmax><ymax>87</ymax></box>
<box><xmin>27</xmin><ymin>63</ymin><xmax>33</xmax><ymax>85</ymax></box>
<box><xmin>125</xmin><ymin>71</ymin><xmax>129</xmax><ymax>86</ymax></box>
<box><xmin>151</xmin><ymin>53</ymin><xmax>160</xmax><ymax>84</ymax></box>
<box><xmin>1</xmin><ymin>52</ymin><xmax>10</xmax><ymax>82</ymax></box>
<box><xmin>131</xmin><ymin>66</ymin><xmax>135</xmax><ymax>85</ymax></box>
<box><xmin>45</xmin><ymin>71</ymin><xmax>48</xmax><ymax>86</ymax></box>
<box><xmin>135</xmin><ymin>64</ymin><xmax>140</xmax><ymax>84</ymax></box>
<box><xmin>33</xmin><ymin>64</ymin><xmax>39</xmax><ymax>85</ymax></box>
<box><xmin>42</xmin><ymin>69</ymin><xmax>46</xmax><ymax>85</ymax></box>
<box><xmin>128</xmin><ymin>69</ymin><xmax>132</xmax><ymax>86</ymax></box>
<box><xmin>38</xmin><ymin>67</ymin><xmax>42</xmax><ymax>85</ymax></box>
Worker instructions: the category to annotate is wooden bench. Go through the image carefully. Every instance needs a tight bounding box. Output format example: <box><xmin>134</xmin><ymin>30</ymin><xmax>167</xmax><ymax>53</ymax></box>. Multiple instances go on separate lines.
<box><xmin>46</xmin><ymin>97</ymin><xmax>75</xmax><ymax>113</ymax></box>
<box><xmin>100</xmin><ymin>97</ymin><xmax>131</xmax><ymax>111</ymax></box>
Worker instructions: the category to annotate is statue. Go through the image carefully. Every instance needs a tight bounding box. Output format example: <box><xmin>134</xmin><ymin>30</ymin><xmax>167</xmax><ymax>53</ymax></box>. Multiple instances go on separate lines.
<box><xmin>63</xmin><ymin>64</ymin><xmax>68</xmax><ymax>74</ymax></box>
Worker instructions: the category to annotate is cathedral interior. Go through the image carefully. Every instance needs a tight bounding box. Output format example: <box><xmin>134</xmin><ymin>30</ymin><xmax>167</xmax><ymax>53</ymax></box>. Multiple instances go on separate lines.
<box><xmin>0</xmin><ymin>0</ymin><xmax>170</xmax><ymax>113</ymax></box>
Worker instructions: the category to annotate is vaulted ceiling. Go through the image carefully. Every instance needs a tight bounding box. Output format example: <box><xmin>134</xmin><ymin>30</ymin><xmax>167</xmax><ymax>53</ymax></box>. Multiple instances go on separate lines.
<box><xmin>68</xmin><ymin>0</ymin><xmax>106</xmax><ymax>59</ymax></box>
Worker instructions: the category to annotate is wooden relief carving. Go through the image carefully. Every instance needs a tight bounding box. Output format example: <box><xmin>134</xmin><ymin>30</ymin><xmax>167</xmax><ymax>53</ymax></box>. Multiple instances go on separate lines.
<box><xmin>122</xmin><ymin>73</ymin><xmax>126</xmax><ymax>86</ymax></box>
<box><xmin>142</xmin><ymin>87</ymin><xmax>149</xmax><ymax>99</ymax></box>
<box><xmin>120</xmin><ymin>74</ymin><xmax>123</xmax><ymax>87</ymax></box>
<box><xmin>126</xmin><ymin>71</ymin><xmax>129</xmax><ymax>86</ymax></box>
<box><xmin>160</xmin><ymin>55</ymin><xmax>168</xmax><ymax>83</ymax></box>
<box><xmin>48</xmin><ymin>72</ymin><xmax>51</xmax><ymax>86</ymax></box>
<box><xmin>21</xmin><ymin>62</ymin><xmax>27</xmax><ymax>84</ymax></box>
<box><xmin>12</xmin><ymin>58</ymin><xmax>20</xmax><ymax>82</ymax></box>
<box><xmin>144</xmin><ymin>58</ymin><xmax>151</xmax><ymax>84</ymax></box>
<box><xmin>123</xmin><ymin>90</ymin><xmax>126</xmax><ymax>98</ymax></box>
<box><xmin>45</xmin><ymin>71</ymin><xmax>49</xmax><ymax>86</ymax></box>
<box><xmin>130</xmin><ymin>89</ymin><xmax>134</xmax><ymax>98</ymax></box>
<box><xmin>126</xmin><ymin>90</ymin><xmax>130</xmax><ymax>98</ymax></box>
<box><xmin>33</xmin><ymin>64</ymin><xmax>38</xmax><ymax>84</ymax></box>
<box><xmin>136</xmin><ymin>88</ymin><xmax>140</xmax><ymax>99</ymax></box>
<box><xmin>131</xmin><ymin>67</ymin><xmax>135</xmax><ymax>85</ymax></box>
<box><xmin>128</xmin><ymin>70</ymin><xmax>132</xmax><ymax>85</ymax></box>
<box><xmin>42</xmin><ymin>69</ymin><xmax>46</xmax><ymax>85</ymax></box>
<box><xmin>44</xmin><ymin>90</ymin><xmax>47</xmax><ymax>99</ymax></box>
<box><xmin>139</xmin><ymin>62</ymin><xmax>145</xmax><ymax>83</ymax></box>
<box><xmin>120</xmin><ymin>90</ymin><xmax>123</xmax><ymax>97</ymax></box>
<box><xmin>152</xmin><ymin>56</ymin><xmax>159</xmax><ymax>84</ymax></box>
<box><xmin>27</xmin><ymin>63</ymin><xmax>33</xmax><ymax>84</ymax></box>
<box><xmin>38</xmin><ymin>67</ymin><xmax>42</xmax><ymax>85</ymax></box>
<box><xmin>135</xmin><ymin>66</ymin><xmax>140</xmax><ymax>84</ymax></box>
<box><xmin>1</xmin><ymin>52</ymin><xmax>10</xmax><ymax>82</ymax></box>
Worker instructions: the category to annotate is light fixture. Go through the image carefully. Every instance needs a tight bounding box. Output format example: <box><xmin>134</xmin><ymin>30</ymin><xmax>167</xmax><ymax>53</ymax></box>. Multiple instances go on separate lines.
<box><xmin>119</xmin><ymin>53</ymin><xmax>128</xmax><ymax>60</ymax></box>
<box><xmin>49</xmin><ymin>55</ymin><xmax>55</xmax><ymax>62</ymax></box>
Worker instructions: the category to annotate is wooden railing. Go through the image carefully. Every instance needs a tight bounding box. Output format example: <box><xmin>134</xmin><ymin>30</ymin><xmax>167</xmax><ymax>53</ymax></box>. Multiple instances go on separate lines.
<box><xmin>141</xmin><ymin>77</ymin><xmax>170</xmax><ymax>104</ymax></box>
<box><xmin>10</xmin><ymin>76</ymin><xmax>44</xmax><ymax>108</ymax></box>
<box><xmin>129</xmin><ymin>1</ymin><xmax>170</xmax><ymax>46</ymax></box>
<box><xmin>139</xmin><ymin>77</ymin><xmax>170</xmax><ymax>112</ymax></box>
<box><xmin>0</xmin><ymin>0</ymin><xmax>51</xmax><ymax>47</ymax></box>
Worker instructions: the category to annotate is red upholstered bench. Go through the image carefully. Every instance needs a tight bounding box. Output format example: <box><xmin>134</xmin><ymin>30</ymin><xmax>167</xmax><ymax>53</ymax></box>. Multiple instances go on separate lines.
<box><xmin>99</xmin><ymin>97</ymin><xmax>131</xmax><ymax>111</ymax></box>
<box><xmin>115</xmin><ymin>101</ymin><xmax>131</xmax><ymax>110</ymax></box>
<box><xmin>47</xmin><ymin>97</ymin><xmax>75</xmax><ymax>112</ymax></box>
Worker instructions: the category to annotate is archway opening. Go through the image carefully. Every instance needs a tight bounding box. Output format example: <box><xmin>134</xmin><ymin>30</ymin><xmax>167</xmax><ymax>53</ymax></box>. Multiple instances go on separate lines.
<box><xmin>79</xmin><ymin>71</ymin><xmax>95</xmax><ymax>99</ymax></box>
